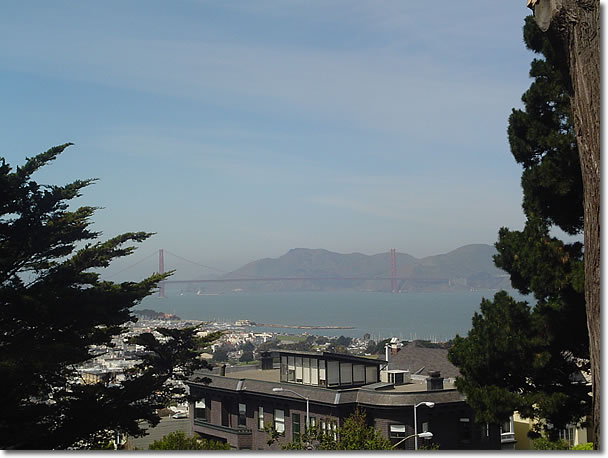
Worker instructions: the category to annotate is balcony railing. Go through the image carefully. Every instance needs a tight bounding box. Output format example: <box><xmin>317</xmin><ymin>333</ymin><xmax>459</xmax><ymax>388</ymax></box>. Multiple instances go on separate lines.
<box><xmin>194</xmin><ymin>419</ymin><xmax>252</xmax><ymax>436</ymax></box>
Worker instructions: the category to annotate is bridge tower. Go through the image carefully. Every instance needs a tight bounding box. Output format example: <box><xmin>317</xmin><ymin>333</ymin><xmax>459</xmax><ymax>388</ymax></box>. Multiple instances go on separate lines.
<box><xmin>390</xmin><ymin>248</ymin><xmax>397</xmax><ymax>293</ymax></box>
<box><xmin>159</xmin><ymin>248</ymin><xmax>166</xmax><ymax>298</ymax></box>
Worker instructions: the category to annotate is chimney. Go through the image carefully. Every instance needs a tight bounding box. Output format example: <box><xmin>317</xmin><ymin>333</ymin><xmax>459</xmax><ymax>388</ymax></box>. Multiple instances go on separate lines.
<box><xmin>426</xmin><ymin>370</ymin><xmax>444</xmax><ymax>391</ymax></box>
<box><xmin>260</xmin><ymin>351</ymin><xmax>274</xmax><ymax>370</ymax></box>
<box><xmin>385</xmin><ymin>344</ymin><xmax>390</xmax><ymax>370</ymax></box>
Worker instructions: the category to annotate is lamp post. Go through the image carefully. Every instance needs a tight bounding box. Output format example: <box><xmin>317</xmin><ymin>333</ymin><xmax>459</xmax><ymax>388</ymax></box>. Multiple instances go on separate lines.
<box><xmin>272</xmin><ymin>387</ymin><xmax>309</xmax><ymax>429</ymax></box>
<box><xmin>414</xmin><ymin>401</ymin><xmax>435</xmax><ymax>450</ymax></box>
<box><xmin>392</xmin><ymin>431</ymin><xmax>433</xmax><ymax>449</ymax></box>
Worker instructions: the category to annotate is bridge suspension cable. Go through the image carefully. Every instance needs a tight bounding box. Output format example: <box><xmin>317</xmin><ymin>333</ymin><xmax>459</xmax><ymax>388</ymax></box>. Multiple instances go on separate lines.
<box><xmin>105</xmin><ymin>251</ymin><xmax>158</xmax><ymax>279</ymax></box>
<box><xmin>163</xmin><ymin>249</ymin><xmax>227</xmax><ymax>273</ymax></box>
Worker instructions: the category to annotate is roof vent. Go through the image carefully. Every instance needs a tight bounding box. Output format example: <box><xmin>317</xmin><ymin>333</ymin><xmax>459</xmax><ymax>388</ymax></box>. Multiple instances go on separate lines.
<box><xmin>426</xmin><ymin>371</ymin><xmax>444</xmax><ymax>391</ymax></box>
<box><xmin>260</xmin><ymin>351</ymin><xmax>274</xmax><ymax>370</ymax></box>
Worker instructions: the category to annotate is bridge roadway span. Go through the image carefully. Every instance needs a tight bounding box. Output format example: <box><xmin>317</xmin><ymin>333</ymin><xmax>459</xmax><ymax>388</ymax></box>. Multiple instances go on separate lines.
<box><xmin>163</xmin><ymin>276</ymin><xmax>448</xmax><ymax>284</ymax></box>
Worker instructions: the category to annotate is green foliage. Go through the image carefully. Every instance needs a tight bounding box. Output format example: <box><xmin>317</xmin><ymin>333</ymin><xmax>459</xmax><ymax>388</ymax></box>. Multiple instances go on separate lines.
<box><xmin>571</xmin><ymin>442</ymin><xmax>593</xmax><ymax>450</ymax></box>
<box><xmin>239</xmin><ymin>350</ymin><xmax>254</xmax><ymax>362</ymax></box>
<box><xmin>271</xmin><ymin>408</ymin><xmax>392</xmax><ymax>451</ymax></box>
<box><xmin>532</xmin><ymin>437</ymin><xmax>570</xmax><ymax>450</ymax></box>
<box><xmin>212</xmin><ymin>345</ymin><xmax>230</xmax><ymax>362</ymax></box>
<box><xmin>507</xmin><ymin>16</ymin><xmax>582</xmax><ymax>234</ymax></box>
<box><xmin>418</xmin><ymin>442</ymin><xmax>440</xmax><ymax>450</ymax></box>
<box><xmin>449</xmin><ymin>16</ymin><xmax>590</xmax><ymax>441</ymax></box>
<box><xmin>0</xmin><ymin>145</ymin><xmax>219</xmax><ymax>449</ymax></box>
<box><xmin>366</xmin><ymin>338</ymin><xmax>392</xmax><ymax>355</ymax></box>
<box><xmin>148</xmin><ymin>431</ymin><xmax>230</xmax><ymax>450</ymax></box>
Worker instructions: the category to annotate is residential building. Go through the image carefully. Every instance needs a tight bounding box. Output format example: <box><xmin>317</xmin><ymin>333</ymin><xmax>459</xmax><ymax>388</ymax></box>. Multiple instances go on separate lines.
<box><xmin>186</xmin><ymin>350</ymin><xmax>501</xmax><ymax>450</ymax></box>
<box><xmin>512</xmin><ymin>412</ymin><xmax>590</xmax><ymax>450</ymax></box>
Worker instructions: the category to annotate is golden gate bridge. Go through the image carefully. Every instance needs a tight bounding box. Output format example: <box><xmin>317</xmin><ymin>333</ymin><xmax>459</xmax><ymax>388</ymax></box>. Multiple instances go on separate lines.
<box><xmin>114</xmin><ymin>249</ymin><xmax>448</xmax><ymax>297</ymax></box>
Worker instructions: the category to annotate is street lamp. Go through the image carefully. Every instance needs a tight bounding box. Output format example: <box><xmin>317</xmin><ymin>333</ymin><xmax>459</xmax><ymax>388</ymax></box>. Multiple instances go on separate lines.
<box><xmin>392</xmin><ymin>431</ymin><xmax>433</xmax><ymax>449</ymax></box>
<box><xmin>272</xmin><ymin>387</ymin><xmax>310</xmax><ymax>429</ymax></box>
<box><xmin>414</xmin><ymin>401</ymin><xmax>435</xmax><ymax>450</ymax></box>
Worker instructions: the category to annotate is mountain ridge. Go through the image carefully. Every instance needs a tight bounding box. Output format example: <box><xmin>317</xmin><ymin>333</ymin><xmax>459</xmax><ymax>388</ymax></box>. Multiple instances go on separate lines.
<box><xmin>203</xmin><ymin>244</ymin><xmax>511</xmax><ymax>293</ymax></box>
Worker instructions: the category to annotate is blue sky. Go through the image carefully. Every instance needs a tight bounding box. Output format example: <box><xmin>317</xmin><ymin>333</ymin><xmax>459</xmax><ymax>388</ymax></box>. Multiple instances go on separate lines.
<box><xmin>1</xmin><ymin>1</ymin><xmax>539</xmax><ymax>278</ymax></box>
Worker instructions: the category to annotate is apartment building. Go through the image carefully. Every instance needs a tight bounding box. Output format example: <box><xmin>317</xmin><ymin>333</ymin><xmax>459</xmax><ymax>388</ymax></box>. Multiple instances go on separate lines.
<box><xmin>186</xmin><ymin>350</ymin><xmax>501</xmax><ymax>450</ymax></box>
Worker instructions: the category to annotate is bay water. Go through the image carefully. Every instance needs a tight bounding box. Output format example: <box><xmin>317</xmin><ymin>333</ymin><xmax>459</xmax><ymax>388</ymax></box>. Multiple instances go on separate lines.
<box><xmin>138</xmin><ymin>290</ymin><xmax>530</xmax><ymax>341</ymax></box>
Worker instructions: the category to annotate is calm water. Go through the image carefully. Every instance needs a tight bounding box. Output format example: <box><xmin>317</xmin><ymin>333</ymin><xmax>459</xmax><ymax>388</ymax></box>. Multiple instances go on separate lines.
<box><xmin>138</xmin><ymin>290</ymin><xmax>528</xmax><ymax>341</ymax></box>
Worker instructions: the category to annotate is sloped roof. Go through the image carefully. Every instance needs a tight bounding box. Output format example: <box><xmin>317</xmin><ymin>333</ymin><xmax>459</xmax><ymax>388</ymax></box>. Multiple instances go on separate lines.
<box><xmin>388</xmin><ymin>342</ymin><xmax>461</xmax><ymax>379</ymax></box>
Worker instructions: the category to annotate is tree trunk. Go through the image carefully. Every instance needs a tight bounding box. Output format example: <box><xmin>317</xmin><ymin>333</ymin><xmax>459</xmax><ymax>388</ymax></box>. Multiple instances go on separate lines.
<box><xmin>528</xmin><ymin>0</ymin><xmax>600</xmax><ymax>449</ymax></box>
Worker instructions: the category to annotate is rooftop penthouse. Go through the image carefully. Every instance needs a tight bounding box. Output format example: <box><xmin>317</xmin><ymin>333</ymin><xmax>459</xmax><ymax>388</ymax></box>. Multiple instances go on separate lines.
<box><xmin>186</xmin><ymin>350</ymin><xmax>500</xmax><ymax>450</ymax></box>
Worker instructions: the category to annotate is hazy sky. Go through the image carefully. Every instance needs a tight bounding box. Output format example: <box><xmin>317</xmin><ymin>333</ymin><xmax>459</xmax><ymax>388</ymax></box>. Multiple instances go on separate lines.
<box><xmin>1</xmin><ymin>1</ymin><xmax>538</xmax><ymax>278</ymax></box>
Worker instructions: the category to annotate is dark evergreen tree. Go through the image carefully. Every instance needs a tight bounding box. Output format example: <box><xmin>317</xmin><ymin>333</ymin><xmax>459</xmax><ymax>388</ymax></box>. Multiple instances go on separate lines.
<box><xmin>448</xmin><ymin>17</ymin><xmax>590</xmax><ymax>440</ymax></box>
<box><xmin>0</xmin><ymin>145</ymin><xmax>218</xmax><ymax>449</ymax></box>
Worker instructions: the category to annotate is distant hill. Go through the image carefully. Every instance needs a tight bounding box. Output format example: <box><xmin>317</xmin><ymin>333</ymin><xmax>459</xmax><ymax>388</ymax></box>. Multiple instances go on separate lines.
<box><xmin>196</xmin><ymin>245</ymin><xmax>511</xmax><ymax>293</ymax></box>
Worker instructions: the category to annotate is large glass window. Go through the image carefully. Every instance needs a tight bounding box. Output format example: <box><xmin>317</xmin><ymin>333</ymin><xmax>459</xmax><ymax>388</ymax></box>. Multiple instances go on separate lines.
<box><xmin>288</xmin><ymin>356</ymin><xmax>295</xmax><ymax>382</ymax></box>
<box><xmin>292</xmin><ymin>413</ymin><xmax>301</xmax><ymax>441</ymax></box>
<box><xmin>302</xmin><ymin>358</ymin><xmax>310</xmax><ymax>384</ymax></box>
<box><xmin>310</xmin><ymin>358</ymin><xmax>319</xmax><ymax>385</ymax></box>
<box><xmin>327</xmin><ymin>361</ymin><xmax>340</xmax><ymax>386</ymax></box>
<box><xmin>365</xmin><ymin>365</ymin><xmax>378</xmax><ymax>384</ymax></box>
<box><xmin>340</xmin><ymin>362</ymin><xmax>353</xmax><ymax>385</ymax></box>
<box><xmin>280</xmin><ymin>356</ymin><xmax>288</xmax><ymax>382</ymax></box>
<box><xmin>258</xmin><ymin>406</ymin><xmax>264</xmax><ymax>430</ymax></box>
<box><xmin>353</xmin><ymin>364</ymin><xmax>365</xmax><ymax>383</ymax></box>
<box><xmin>319</xmin><ymin>360</ymin><xmax>326</xmax><ymax>386</ymax></box>
<box><xmin>295</xmin><ymin>357</ymin><xmax>303</xmax><ymax>383</ymax></box>
<box><xmin>238</xmin><ymin>403</ymin><xmax>247</xmax><ymax>427</ymax></box>
<box><xmin>274</xmin><ymin>409</ymin><xmax>285</xmax><ymax>434</ymax></box>
<box><xmin>194</xmin><ymin>399</ymin><xmax>209</xmax><ymax>421</ymax></box>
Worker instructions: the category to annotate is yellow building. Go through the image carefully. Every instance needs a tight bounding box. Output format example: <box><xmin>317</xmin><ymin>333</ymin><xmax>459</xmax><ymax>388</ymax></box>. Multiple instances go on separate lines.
<box><xmin>511</xmin><ymin>412</ymin><xmax>589</xmax><ymax>450</ymax></box>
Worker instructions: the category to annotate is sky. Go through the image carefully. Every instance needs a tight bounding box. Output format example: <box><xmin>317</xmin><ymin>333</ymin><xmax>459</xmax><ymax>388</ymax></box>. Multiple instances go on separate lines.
<box><xmin>1</xmin><ymin>1</ymin><xmax>540</xmax><ymax>279</ymax></box>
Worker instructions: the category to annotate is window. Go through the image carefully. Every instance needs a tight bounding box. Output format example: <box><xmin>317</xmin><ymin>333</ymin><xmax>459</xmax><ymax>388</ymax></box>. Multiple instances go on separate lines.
<box><xmin>258</xmin><ymin>406</ymin><xmax>264</xmax><ymax>430</ymax></box>
<box><xmin>331</xmin><ymin>420</ymin><xmax>338</xmax><ymax>440</ymax></box>
<box><xmin>288</xmin><ymin>356</ymin><xmax>295</xmax><ymax>382</ymax></box>
<box><xmin>365</xmin><ymin>365</ymin><xmax>378</xmax><ymax>384</ymax></box>
<box><xmin>327</xmin><ymin>361</ymin><xmax>340</xmax><ymax>386</ymax></box>
<box><xmin>559</xmin><ymin>425</ymin><xmax>576</xmax><ymax>447</ymax></box>
<box><xmin>310</xmin><ymin>358</ymin><xmax>319</xmax><ymax>385</ymax></box>
<box><xmin>280</xmin><ymin>356</ymin><xmax>288</xmax><ymax>382</ymax></box>
<box><xmin>459</xmin><ymin>418</ymin><xmax>472</xmax><ymax>445</ymax></box>
<box><xmin>319</xmin><ymin>360</ymin><xmax>326</xmax><ymax>386</ymax></box>
<box><xmin>353</xmin><ymin>364</ymin><xmax>365</xmax><ymax>383</ymax></box>
<box><xmin>238</xmin><ymin>403</ymin><xmax>247</xmax><ymax>427</ymax></box>
<box><xmin>303</xmin><ymin>358</ymin><xmax>310</xmax><ymax>384</ymax></box>
<box><xmin>292</xmin><ymin>413</ymin><xmax>301</xmax><ymax>441</ymax></box>
<box><xmin>389</xmin><ymin>424</ymin><xmax>406</xmax><ymax>439</ymax></box>
<box><xmin>310</xmin><ymin>416</ymin><xmax>317</xmax><ymax>429</ymax></box>
<box><xmin>295</xmin><ymin>357</ymin><xmax>303</xmax><ymax>383</ymax></box>
<box><xmin>221</xmin><ymin>401</ymin><xmax>230</xmax><ymax>427</ymax></box>
<box><xmin>274</xmin><ymin>409</ymin><xmax>285</xmax><ymax>434</ymax></box>
<box><xmin>194</xmin><ymin>399</ymin><xmax>209</xmax><ymax>422</ymax></box>
<box><xmin>340</xmin><ymin>362</ymin><xmax>352</xmax><ymax>385</ymax></box>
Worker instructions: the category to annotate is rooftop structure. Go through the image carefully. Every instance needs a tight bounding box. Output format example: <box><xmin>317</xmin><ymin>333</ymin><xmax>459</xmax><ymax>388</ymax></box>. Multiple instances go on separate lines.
<box><xmin>186</xmin><ymin>350</ymin><xmax>501</xmax><ymax>450</ymax></box>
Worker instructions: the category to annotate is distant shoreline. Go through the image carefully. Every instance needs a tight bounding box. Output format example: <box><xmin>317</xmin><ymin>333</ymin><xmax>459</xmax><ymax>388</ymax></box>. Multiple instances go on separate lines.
<box><xmin>257</xmin><ymin>323</ymin><xmax>355</xmax><ymax>330</ymax></box>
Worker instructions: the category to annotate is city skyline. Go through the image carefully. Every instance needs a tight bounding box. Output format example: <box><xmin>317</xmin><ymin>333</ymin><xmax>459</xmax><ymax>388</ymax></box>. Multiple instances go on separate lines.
<box><xmin>2</xmin><ymin>1</ymin><xmax>535</xmax><ymax>274</ymax></box>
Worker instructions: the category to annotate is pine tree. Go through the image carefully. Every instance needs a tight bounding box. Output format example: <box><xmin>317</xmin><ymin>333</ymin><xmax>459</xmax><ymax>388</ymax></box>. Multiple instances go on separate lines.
<box><xmin>0</xmin><ymin>144</ymin><xmax>217</xmax><ymax>449</ymax></box>
<box><xmin>448</xmin><ymin>17</ymin><xmax>590</xmax><ymax>440</ymax></box>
